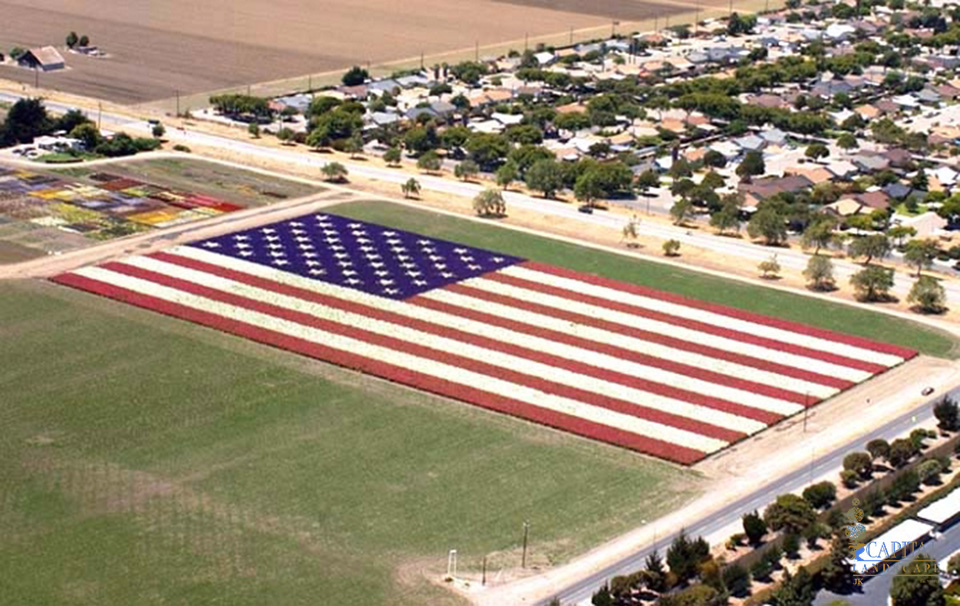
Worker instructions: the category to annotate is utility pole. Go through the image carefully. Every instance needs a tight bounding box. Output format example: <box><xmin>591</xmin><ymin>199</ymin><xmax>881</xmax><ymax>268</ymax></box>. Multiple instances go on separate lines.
<box><xmin>729</xmin><ymin>0</ymin><xmax>734</xmax><ymax>16</ymax></box>
<box><xmin>481</xmin><ymin>556</ymin><xmax>487</xmax><ymax>586</ymax></box>
<box><xmin>175</xmin><ymin>89</ymin><xmax>180</xmax><ymax>117</ymax></box>
<box><xmin>569</xmin><ymin>26</ymin><xmax>573</xmax><ymax>45</ymax></box>
<box><xmin>97</xmin><ymin>101</ymin><xmax>102</xmax><ymax>130</ymax></box>
<box><xmin>475</xmin><ymin>40</ymin><xmax>479</xmax><ymax>62</ymax></box>
<box><xmin>34</xmin><ymin>66</ymin><xmax>39</xmax><ymax>89</ymax></box>
<box><xmin>521</xmin><ymin>521</ymin><xmax>530</xmax><ymax>568</ymax></box>
<box><xmin>525</xmin><ymin>32</ymin><xmax>529</xmax><ymax>51</ymax></box>
<box><xmin>803</xmin><ymin>391</ymin><xmax>810</xmax><ymax>432</ymax></box>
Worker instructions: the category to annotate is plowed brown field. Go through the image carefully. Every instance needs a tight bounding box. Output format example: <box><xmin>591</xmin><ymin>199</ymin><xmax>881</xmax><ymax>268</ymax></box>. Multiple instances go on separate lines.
<box><xmin>0</xmin><ymin>0</ymin><xmax>696</xmax><ymax>104</ymax></box>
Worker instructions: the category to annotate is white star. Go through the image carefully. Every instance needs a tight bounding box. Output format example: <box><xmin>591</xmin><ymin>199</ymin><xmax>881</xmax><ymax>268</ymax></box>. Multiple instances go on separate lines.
<box><xmin>441</xmin><ymin>272</ymin><xmax>454</xmax><ymax>278</ymax></box>
<box><xmin>202</xmin><ymin>242</ymin><xmax>220</xmax><ymax>248</ymax></box>
<box><xmin>343</xmin><ymin>270</ymin><xmax>357</xmax><ymax>276</ymax></box>
<box><xmin>375</xmin><ymin>270</ymin><xmax>389</xmax><ymax>277</ymax></box>
<box><xmin>385</xmin><ymin>288</ymin><xmax>399</xmax><ymax>295</ymax></box>
<box><xmin>454</xmin><ymin>247</ymin><xmax>467</xmax><ymax>254</ymax></box>
<box><xmin>346</xmin><ymin>278</ymin><xmax>361</xmax><ymax>284</ymax></box>
<box><xmin>239</xmin><ymin>251</ymin><xmax>253</xmax><ymax>257</ymax></box>
<box><xmin>334</xmin><ymin>252</ymin><xmax>350</xmax><ymax>259</ymax></box>
<box><xmin>414</xmin><ymin>279</ymin><xmax>427</xmax><ymax>286</ymax></box>
<box><xmin>290</xmin><ymin>221</ymin><xmax>304</xmax><ymax>227</ymax></box>
<box><xmin>468</xmin><ymin>264</ymin><xmax>481</xmax><ymax>270</ymax></box>
<box><xmin>236</xmin><ymin>242</ymin><xmax>250</xmax><ymax>249</ymax></box>
<box><xmin>274</xmin><ymin>259</ymin><xmax>289</xmax><ymax>266</ymax></box>
<box><xmin>269</xmin><ymin>251</ymin><xmax>285</xmax><ymax>257</ymax></box>
<box><xmin>305</xmin><ymin>260</ymin><xmax>320</xmax><ymax>266</ymax></box>
<box><xmin>492</xmin><ymin>256</ymin><xmax>504</xmax><ymax>263</ymax></box>
<box><xmin>338</xmin><ymin>260</ymin><xmax>352</xmax><ymax>267</ymax></box>
<box><xmin>379</xmin><ymin>279</ymin><xmax>394</xmax><ymax>285</ymax></box>
<box><xmin>309</xmin><ymin>268</ymin><xmax>326</xmax><ymax>275</ymax></box>
<box><xmin>370</xmin><ymin>261</ymin><xmax>384</xmax><ymax>268</ymax></box>
<box><xmin>261</xmin><ymin>228</ymin><xmax>276</xmax><ymax>234</ymax></box>
<box><xmin>303</xmin><ymin>252</ymin><xmax>317</xmax><ymax>258</ymax></box>
<box><xmin>383</xmin><ymin>231</ymin><xmax>397</xmax><ymax>236</ymax></box>
<box><xmin>233</xmin><ymin>235</ymin><xmax>249</xmax><ymax>240</ymax></box>
<box><xmin>406</xmin><ymin>270</ymin><xmax>421</xmax><ymax>277</ymax></box>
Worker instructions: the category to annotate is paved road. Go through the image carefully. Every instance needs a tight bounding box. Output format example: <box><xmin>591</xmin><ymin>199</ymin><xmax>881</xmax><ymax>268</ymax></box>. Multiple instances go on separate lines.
<box><xmin>553</xmin><ymin>391</ymin><xmax>947</xmax><ymax>606</ymax></box>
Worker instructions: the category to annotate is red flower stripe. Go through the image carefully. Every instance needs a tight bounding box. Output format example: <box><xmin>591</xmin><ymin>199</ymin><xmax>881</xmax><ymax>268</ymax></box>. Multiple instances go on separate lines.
<box><xmin>523</xmin><ymin>261</ymin><xmax>917</xmax><ymax>360</ymax></box>
<box><xmin>51</xmin><ymin>271</ymin><xmax>707</xmax><ymax>464</ymax></box>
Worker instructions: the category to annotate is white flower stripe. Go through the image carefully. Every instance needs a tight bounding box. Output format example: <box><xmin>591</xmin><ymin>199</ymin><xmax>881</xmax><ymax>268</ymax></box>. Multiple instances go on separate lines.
<box><xmin>72</xmin><ymin>265</ymin><xmax>729</xmax><ymax>454</ymax></box>
<box><xmin>457</xmin><ymin>276</ymin><xmax>872</xmax><ymax>383</ymax></box>
<box><xmin>169</xmin><ymin>246</ymin><xmax>839</xmax><ymax>399</ymax></box>
<box><xmin>122</xmin><ymin>255</ymin><xmax>770</xmax><ymax>433</ymax></box>
<box><xmin>503</xmin><ymin>265</ymin><xmax>905</xmax><ymax>367</ymax></box>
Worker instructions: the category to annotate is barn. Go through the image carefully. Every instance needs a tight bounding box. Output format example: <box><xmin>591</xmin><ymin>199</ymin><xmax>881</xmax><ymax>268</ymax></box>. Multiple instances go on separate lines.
<box><xmin>17</xmin><ymin>46</ymin><xmax>65</xmax><ymax>71</ymax></box>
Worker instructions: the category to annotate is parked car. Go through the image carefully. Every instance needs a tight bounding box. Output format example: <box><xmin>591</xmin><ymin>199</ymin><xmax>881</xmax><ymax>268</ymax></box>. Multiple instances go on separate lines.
<box><xmin>923</xmin><ymin>387</ymin><xmax>935</xmax><ymax>396</ymax></box>
<box><xmin>578</xmin><ymin>205</ymin><xmax>594</xmax><ymax>214</ymax></box>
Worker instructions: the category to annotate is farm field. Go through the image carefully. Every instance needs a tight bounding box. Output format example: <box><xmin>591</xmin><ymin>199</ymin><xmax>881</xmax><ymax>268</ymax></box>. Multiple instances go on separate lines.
<box><xmin>0</xmin><ymin>0</ymin><xmax>698</xmax><ymax>104</ymax></box>
<box><xmin>0</xmin><ymin>278</ymin><xmax>697</xmax><ymax>605</ymax></box>
<box><xmin>0</xmin><ymin>159</ymin><xmax>319</xmax><ymax>262</ymax></box>
<box><xmin>331</xmin><ymin>201</ymin><xmax>960</xmax><ymax>358</ymax></box>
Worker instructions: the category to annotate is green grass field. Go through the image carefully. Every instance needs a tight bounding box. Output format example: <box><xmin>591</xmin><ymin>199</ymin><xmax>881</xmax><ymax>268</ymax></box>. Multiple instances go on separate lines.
<box><xmin>0</xmin><ymin>279</ymin><xmax>697</xmax><ymax>606</ymax></box>
<box><xmin>329</xmin><ymin>201</ymin><xmax>959</xmax><ymax>358</ymax></box>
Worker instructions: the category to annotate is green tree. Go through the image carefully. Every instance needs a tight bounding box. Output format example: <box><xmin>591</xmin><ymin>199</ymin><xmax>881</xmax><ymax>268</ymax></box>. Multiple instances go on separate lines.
<box><xmin>464</xmin><ymin>133</ymin><xmax>509</xmax><ymax>170</ymax></box>
<box><xmin>635</xmin><ymin>169</ymin><xmax>660</xmax><ymax>194</ymax></box>
<box><xmin>496</xmin><ymin>161</ymin><xmax>518</xmax><ymax>190</ymax></box>
<box><xmin>404</xmin><ymin>125</ymin><xmax>438</xmax><ymax>155</ymax></box>
<box><xmin>321</xmin><ymin>162</ymin><xmax>348</xmax><ymax>182</ymax></box>
<box><xmin>400</xmin><ymin>178</ymin><xmax>420</xmax><ymax>199</ymax></box>
<box><xmin>591</xmin><ymin>583</ymin><xmax>613</xmax><ymax>606</ymax></box>
<box><xmin>666</xmin><ymin>530</ymin><xmax>710</xmax><ymax>584</ymax></box>
<box><xmin>383</xmin><ymin>146</ymin><xmax>402</xmax><ymax>166</ymax></box>
<box><xmin>345</xmin><ymin>132</ymin><xmax>364</xmax><ymax>157</ymax></box>
<box><xmin>454</xmin><ymin>159</ymin><xmax>479</xmax><ymax>181</ymax></box>
<box><xmin>890</xmin><ymin>553</ymin><xmax>945</xmax><ymax>606</ymax></box>
<box><xmin>843</xmin><ymin>451</ymin><xmax>873</xmax><ymax>481</ymax></box>
<box><xmin>247</xmin><ymin>122</ymin><xmax>260</xmax><ymax>138</ymax></box>
<box><xmin>66</xmin><ymin>31</ymin><xmax>79</xmax><ymax>48</ymax></box>
<box><xmin>887</xmin><ymin>438</ymin><xmax>917</xmax><ymax>469</ymax></box>
<box><xmin>908</xmin><ymin>275</ymin><xmax>947</xmax><ymax>313</ymax></box>
<box><xmin>151</xmin><ymin>123</ymin><xmax>165</xmax><ymax>139</ymax></box>
<box><xmin>867</xmin><ymin>438</ymin><xmax>891</xmax><ymax>461</ymax></box>
<box><xmin>802</xmin><ymin>216</ymin><xmax>839</xmax><ymax>254</ymax></box>
<box><xmin>659</xmin><ymin>584</ymin><xmax>724</xmax><ymax>606</ymax></box>
<box><xmin>78</xmin><ymin>34</ymin><xmax>89</xmax><ymax>47</ymax></box>
<box><xmin>473</xmin><ymin>188</ymin><xmax>506</xmax><ymax>217</ymax></box>
<box><xmin>742</xmin><ymin>510</ymin><xmax>767</xmax><ymax>545</ymax></box>
<box><xmin>848</xmin><ymin>234</ymin><xmax>892</xmax><ymax>264</ymax></box>
<box><xmin>69</xmin><ymin>123</ymin><xmax>102</xmax><ymax>150</ymax></box>
<box><xmin>903</xmin><ymin>238</ymin><xmax>940</xmax><ymax>277</ymax></box>
<box><xmin>773</xmin><ymin>567</ymin><xmax>814</xmax><ymax>606</ymax></box>
<box><xmin>723</xmin><ymin>563</ymin><xmax>751</xmax><ymax>598</ymax></box>
<box><xmin>670</xmin><ymin>198</ymin><xmax>694</xmax><ymax>226</ymax></box>
<box><xmin>821</xmin><ymin>535</ymin><xmax>854</xmax><ymax>593</ymax></box>
<box><xmin>736</xmin><ymin>150</ymin><xmax>766</xmax><ymax>181</ymax></box>
<box><xmin>837</xmin><ymin>132</ymin><xmax>859</xmax><ymax>151</ymax></box>
<box><xmin>710</xmin><ymin>193</ymin><xmax>742</xmax><ymax>235</ymax></box>
<box><xmin>644</xmin><ymin>549</ymin><xmax>666</xmax><ymax>592</ymax></box>
<box><xmin>747</xmin><ymin>207</ymin><xmax>787</xmax><ymax>246</ymax></box>
<box><xmin>341</xmin><ymin>66</ymin><xmax>369</xmax><ymax>86</ymax></box>
<box><xmin>663</xmin><ymin>239</ymin><xmax>681</xmax><ymax>257</ymax></box>
<box><xmin>276</xmin><ymin>127</ymin><xmax>295</xmax><ymax>145</ymax></box>
<box><xmin>416</xmin><ymin>150</ymin><xmax>442</xmax><ymax>173</ymax></box>
<box><xmin>703</xmin><ymin>149</ymin><xmax>727</xmax><ymax>168</ymax></box>
<box><xmin>524</xmin><ymin>159</ymin><xmax>564</xmax><ymax>198</ymax></box>
<box><xmin>804</xmin><ymin>254</ymin><xmax>835</xmax><ymax>291</ymax></box>
<box><xmin>805</xmin><ymin>143</ymin><xmax>829</xmax><ymax>160</ymax></box>
<box><xmin>918</xmin><ymin>459</ymin><xmax>943</xmax><ymax>485</ymax></box>
<box><xmin>764</xmin><ymin>494</ymin><xmax>816</xmax><ymax>534</ymax></box>
<box><xmin>802</xmin><ymin>481</ymin><xmax>837</xmax><ymax>510</ymax></box>
<box><xmin>888</xmin><ymin>224</ymin><xmax>917</xmax><ymax>248</ymax></box>
<box><xmin>0</xmin><ymin>97</ymin><xmax>52</xmax><ymax>146</ymax></box>
<box><xmin>850</xmin><ymin>265</ymin><xmax>895</xmax><ymax>302</ymax></box>
<box><xmin>934</xmin><ymin>397</ymin><xmax>960</xmax><ymax>432</ymax></box>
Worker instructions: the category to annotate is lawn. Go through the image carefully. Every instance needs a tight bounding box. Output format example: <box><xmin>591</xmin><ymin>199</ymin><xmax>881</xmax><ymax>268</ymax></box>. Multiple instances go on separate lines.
<box><xmin>0</xmin><ymin>279</ymin><xmax>697</xmax><ymax>606</ymax></box>
<box><xmin>328</xmin><ymin>200</ymin><xmax>959</xmax><ymax>358</ymax></box>
<box><xmin>56</xmin><ymin>157</ymin><xmax>322</xmax><ymax>208</ymax></box>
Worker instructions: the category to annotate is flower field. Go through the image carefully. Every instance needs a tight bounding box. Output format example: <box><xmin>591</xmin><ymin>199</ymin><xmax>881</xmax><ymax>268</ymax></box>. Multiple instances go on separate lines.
<box><xmin>52</xmin><ymin>212</ymin><xmax>917</xmax><ymax>465</ymax></box>
<box><xmin>0</xmin><ymin>165</ymin><xmax>244</xmax><ymax>258</ymax></box>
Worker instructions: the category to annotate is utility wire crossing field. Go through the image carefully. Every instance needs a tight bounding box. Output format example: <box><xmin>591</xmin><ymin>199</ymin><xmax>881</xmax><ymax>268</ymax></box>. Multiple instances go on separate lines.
<box><xmin>52</xmin><ymin>213</ymin><xmax>916</xmax><ymax>465</ymax></box>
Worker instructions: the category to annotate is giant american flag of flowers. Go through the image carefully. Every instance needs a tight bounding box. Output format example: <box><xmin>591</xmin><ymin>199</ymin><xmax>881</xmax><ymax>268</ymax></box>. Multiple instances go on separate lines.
<box><xmin>52</xmin><ymin>212</ymin><xmax>916</xmax><ymax>464</ymax></box>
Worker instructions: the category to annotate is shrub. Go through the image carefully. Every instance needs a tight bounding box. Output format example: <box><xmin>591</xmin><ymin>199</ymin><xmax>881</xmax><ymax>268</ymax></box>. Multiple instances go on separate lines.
<box><xmin>742</xmin><ymin>511</ymin><xmax>767</xmax><ymax>546</ymax></box>
<box><xmin>802</xmin><ymin>481</ymin><xmax>837</xmax><ymax>510</ymax></box>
